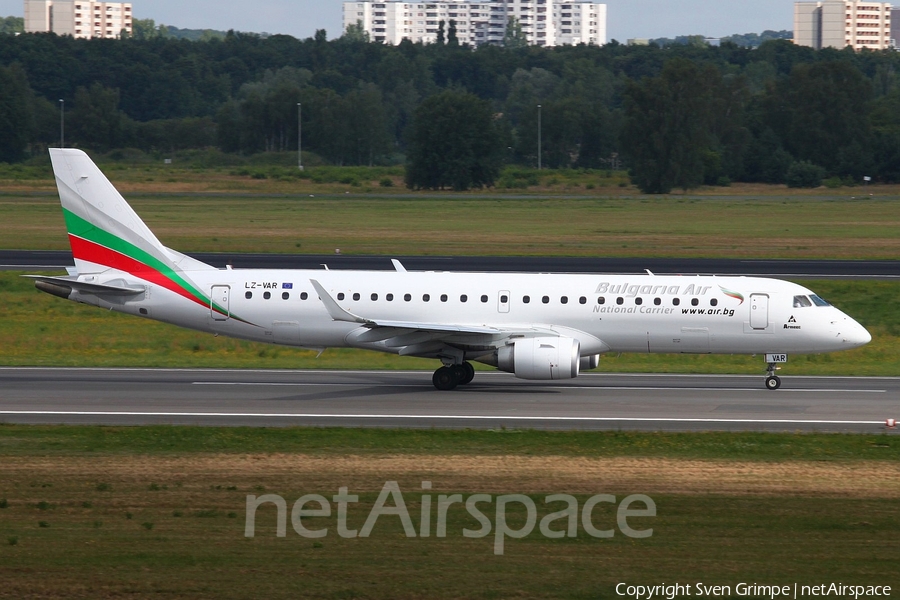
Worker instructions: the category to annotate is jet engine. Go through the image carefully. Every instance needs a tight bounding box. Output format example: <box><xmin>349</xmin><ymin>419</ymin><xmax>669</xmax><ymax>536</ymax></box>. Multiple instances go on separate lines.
<box><xmin>496</xmin><ymin>337</ymin><xmax>581</xmax><ymax>380</ymax></box>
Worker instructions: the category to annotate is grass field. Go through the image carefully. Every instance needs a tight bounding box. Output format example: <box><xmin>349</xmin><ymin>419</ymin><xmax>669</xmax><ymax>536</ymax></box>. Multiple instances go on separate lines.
<box><xmin>2</xmin><ymin>189</ymin><xmax>900</xmax><ymax>259</ymax></box>
<box><xmin>0</xmin><ymin>426</ymin><xmax>897</xmax><ymax>598</ymax></box>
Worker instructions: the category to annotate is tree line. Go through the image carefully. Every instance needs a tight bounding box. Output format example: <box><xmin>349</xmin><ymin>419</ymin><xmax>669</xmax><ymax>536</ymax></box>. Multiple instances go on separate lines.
<box><xmin>2</xmin><ymin>29</ymin><xmax>900</xmax><ymax>191</ymax></box>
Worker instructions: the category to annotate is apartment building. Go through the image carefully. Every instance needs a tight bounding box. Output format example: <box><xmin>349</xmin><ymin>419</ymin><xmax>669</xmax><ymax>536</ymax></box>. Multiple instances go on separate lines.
<box><xmin>892</xmin><ymin>7</ymin><xmax>899</xmax><ymax>44</ymax></box>
<box><xmin>342</xmin><ymin>0</ymin><xmax>606</xmax><ymax>47</ymax></box>
<box><xmin>24</xmin><ymin>0</ymin><xmax>133</xmax><ymax>39</ymax></box>
<box><xmin>794</xmin><ymin>1</ymin><xmax>892</xmax><ymax>50</ymax></box>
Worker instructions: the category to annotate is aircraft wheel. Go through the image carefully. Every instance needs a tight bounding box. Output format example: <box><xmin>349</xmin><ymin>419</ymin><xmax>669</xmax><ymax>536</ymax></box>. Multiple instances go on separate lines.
<box><xmin>765</xmin><ymin>375</ymin><xmax>781</xmax><ymax>391</ymax></box>
<box><xmin>458</xmin><ymin>362</ymin><xmax>475</xmax><ymax>385</ymax></box>
<box><xmin>433</xmin><ymin>366</ymin><xmax>459</xmax><ymax>391</ymax></box>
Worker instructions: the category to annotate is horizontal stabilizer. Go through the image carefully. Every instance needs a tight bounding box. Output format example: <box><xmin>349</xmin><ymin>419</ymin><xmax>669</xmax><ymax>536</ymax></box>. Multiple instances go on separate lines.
<box><xmin>25</xmin><ymin>275</ymin><xmax>145</xmax><ymax>299</ymax></box>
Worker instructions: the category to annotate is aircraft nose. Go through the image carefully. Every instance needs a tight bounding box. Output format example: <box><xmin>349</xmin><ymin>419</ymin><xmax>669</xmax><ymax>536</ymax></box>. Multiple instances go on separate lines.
<box><xmin>841</xmin><ymin>319</ymin><xmax>872</xmax><ymax>348</ymax></box>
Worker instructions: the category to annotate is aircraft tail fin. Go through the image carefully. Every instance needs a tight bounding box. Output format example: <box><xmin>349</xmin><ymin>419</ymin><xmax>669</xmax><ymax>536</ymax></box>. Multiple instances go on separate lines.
<box><xmin>49</xmin><ymin>148</ymin><xmax>214</xmax><ymax>275</ymax></box>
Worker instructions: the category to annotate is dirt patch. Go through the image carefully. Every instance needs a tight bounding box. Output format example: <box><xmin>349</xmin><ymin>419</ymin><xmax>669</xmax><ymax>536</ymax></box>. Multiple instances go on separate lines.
<box><xmin>5</xmin><ymin>454</ymin><xmax>899</xmax><ymax>497</ymax></box>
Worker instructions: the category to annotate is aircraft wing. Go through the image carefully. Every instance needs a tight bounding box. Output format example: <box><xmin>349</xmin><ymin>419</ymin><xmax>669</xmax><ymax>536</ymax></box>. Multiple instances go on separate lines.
<box><xmin>309</xmin><ymin>279</ymin><xmax>551</xmax><ymax>357</ymax></box>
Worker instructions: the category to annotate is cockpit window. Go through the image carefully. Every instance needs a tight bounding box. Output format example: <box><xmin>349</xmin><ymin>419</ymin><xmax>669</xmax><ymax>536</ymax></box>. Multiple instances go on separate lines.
<box><xmin>809</xmin><ymin>294</ymin><xmax>830</xmax><ymax>307</ymax></box>
<box><xmin>793</xmin><ymin>295</ymin><xmax>812</xmax><ymax>308</ymax></box>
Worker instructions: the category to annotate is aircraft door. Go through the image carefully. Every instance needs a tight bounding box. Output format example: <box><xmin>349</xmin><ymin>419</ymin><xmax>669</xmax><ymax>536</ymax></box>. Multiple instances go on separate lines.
<box><xmin>211</xmin><ymin>285</ymin><xmax>230</xmax><ymax>321</ymax></box>
<box><xmin>498</xmin><ymin>290</ymin><xmax>510</xmax><ymax>313</ymax></box>
<box><xmin>749</xmin><ymin>293</ymin><xmax>768</xmax><ymax>330</ymax></box>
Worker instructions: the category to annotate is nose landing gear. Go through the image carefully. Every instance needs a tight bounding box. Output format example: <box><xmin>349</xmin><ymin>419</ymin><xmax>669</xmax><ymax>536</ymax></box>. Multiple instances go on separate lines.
<box><xmin>432</xmin><ymin>361</ymin><xmax>475</xmax><ymax>390</ymax></box>
<box><xmin>765</xmin><ymin>361</ymin><xmax>782</xmax><ymax>390</ymax></box>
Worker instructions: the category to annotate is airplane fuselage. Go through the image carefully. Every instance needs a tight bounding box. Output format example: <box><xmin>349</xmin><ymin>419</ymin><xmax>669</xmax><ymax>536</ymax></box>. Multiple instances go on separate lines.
<box><xmin>69</xmin><ymin>268</ymin><xmax>869</xmax><ymax>358</ymax></box>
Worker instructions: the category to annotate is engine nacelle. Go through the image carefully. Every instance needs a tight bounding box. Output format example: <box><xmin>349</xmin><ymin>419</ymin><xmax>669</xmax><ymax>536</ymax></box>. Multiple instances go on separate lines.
<box><xmin>580</xmin><ymin>354</ymin><xmax>600</xmax><ymax>371</ymax></box>
<box><xmin>497</xmin><ymin>337</ymin><xmax>581</xmax><ymax>380</ymax></box>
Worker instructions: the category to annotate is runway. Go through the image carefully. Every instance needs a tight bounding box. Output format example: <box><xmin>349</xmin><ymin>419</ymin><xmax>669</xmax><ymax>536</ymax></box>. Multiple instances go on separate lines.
<box><xmin>0</xmin><ymin>368</ymin><xmax>897</xmax><ymax>433</ymax></box>
<box><xmin>3</xmin><ymin>250</ymin><xmax>900</xmax><ymax>279</ymax></box>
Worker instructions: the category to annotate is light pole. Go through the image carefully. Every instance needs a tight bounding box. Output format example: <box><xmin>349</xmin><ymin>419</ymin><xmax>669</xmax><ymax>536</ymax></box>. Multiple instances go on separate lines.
<box><xmin>297</xmin><ymin>102</ymin><xmax>304</xmax><ymax>171</ymax></box>
<box><xmin>537</xmin><ymin>104</ymin><xmax>541</xmax><ymax>170</ymax></box>
<box><xmin>59</xmin><ymin>99</ymin><xmax>65</xmax><ymax>148</ymax></box>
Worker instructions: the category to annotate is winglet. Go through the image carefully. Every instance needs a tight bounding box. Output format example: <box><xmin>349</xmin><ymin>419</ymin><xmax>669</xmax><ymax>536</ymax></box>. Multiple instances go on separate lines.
<box><xmin>391</xmin><ymin>259</ymin><xmax>407</xmax><ymax>272</ymax></box>
<box><xmin>309</xmin><ymin>279</ymin><xmax>368</xmax><ymax>324</ymax></box>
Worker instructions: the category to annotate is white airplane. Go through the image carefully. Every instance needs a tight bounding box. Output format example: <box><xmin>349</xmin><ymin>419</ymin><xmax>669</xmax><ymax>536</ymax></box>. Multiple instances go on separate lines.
<box><xmin>30</xmin><ymin>149</ymin><xmax>872</xmax><ymax>391</ymax></box>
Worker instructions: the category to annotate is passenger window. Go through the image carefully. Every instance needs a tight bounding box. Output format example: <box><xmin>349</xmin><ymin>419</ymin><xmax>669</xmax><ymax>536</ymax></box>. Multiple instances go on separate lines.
<box><xmin>673</xmin><ymin>298</ymin><xmax>680</xmax><ymax>306</ymax></box>
<box><xmin>598</xmin><ymin>297</ymin><xmax>606</xmax><ymax>305</ymax></box>
<box><xmin>404</xmin><ymin>293</ymin><xmax>412</xmax><ymax>302</ymax></box>
<box><xmin>654</xmin><ymin>297</ymin><xmax>661</xmax><ymax>305</ymax></box>
<box><xmin>423</xmin><ymin>294</ymin><xmax>430</xmax><ymax>302</ymax></box>
<box><xmin>441</xmin><ymin>294</ymin><xmax>448</xmax><ymax>302</ymax></box>
<box><xmin>691</xmin><ymin>298</ymin><xmax>699</xmax><ymax>306</ymax></box>
<box><xmin>353</xmin><ymin>293</ymin><xmax>360</xmax><ymax>301</ymax></box>
<box><xmin>616</xmin><ymin>297</ymin><xmax>624</xmax><ymax>305</ymax></box>
<box><xmin>542</xmin><ymin>296</ymin><xmax>549</xmax><ymax>304</ymax></box>
<box><xmin>481</xmin><ymin>295</ymin><xmax>488</xmax><ymax>303</ymax></box>
<box><xmin>338</xmin><ymin>293</ymin><xmax>345</xmax><ymax>301</ymax></box>
<box><xmin>523</xmin><ymin>295</ymin><xmax>531</xmax><ymax>304</ymax></box>
<box><xmin>245</xmin><ymin>291</ymin><xmax>252</xmax><ymax>299</ymax></box>
<box><xmin>561</xmin><ymin>296</ymin><xmax>568</xmax><ymax>304</ymax></box>
<box><xmin>579</xmin><ymin>296</ymin><xmax>586</xmax><ymax>304</ymax></box>
<box><xmin>371</xmin><ymin>293</ymin><xmax>378</xmax><ymax>301</ymax></box>
<box><xmin>635</xmin><ymin>297</ymin><xmax>643</xmax><ymax>306</ymax></box>
<box><xmin>500</xmin><ymin>294</ymin><xmax>508</xmax><ymax>303</ymax></box>
<box><xmin>460</xmin><ymin>294</ymin><xmax>467</xmax><ymax>302</ymax></box>
<box><xmin>710</xmin><ymin>298</ymin><xmax>718</xmax><ymax>307</ymax></box>
<box><xmin>264</xmin><ymin>291</ymin><xmax>271</xmax><ymax>300</ymax></box>
<box><xmin>282</xmin><ymin>292</ymin><xmax>289</xmax><ymax>300</ymax></box>
<box><xmin>301</xmin><ymin>292</ymin><xmax>308</xmax><ymax>300</ymax></box>
<box><xmin>386</xmin><ymin>293</ymin><xmax>394</xmax><ymax>301</ymax></box>
<box><xmin>793</xmin><ymin>295</ymin><xmax>812</xmax><ymax>308</ymax></box>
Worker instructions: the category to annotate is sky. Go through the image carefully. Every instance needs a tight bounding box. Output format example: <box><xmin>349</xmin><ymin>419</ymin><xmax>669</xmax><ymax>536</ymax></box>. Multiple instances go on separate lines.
<box><xmin>1</xmin><ymin>0</ymin><xmax>795</xmax><ymax>41</ymax></box>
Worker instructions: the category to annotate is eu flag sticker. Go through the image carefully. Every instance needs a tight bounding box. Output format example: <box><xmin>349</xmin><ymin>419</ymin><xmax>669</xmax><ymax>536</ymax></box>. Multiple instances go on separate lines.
<box><xmin>282</xmin><ymin>283</ymin><xmax>293</xmax><ymax>289</ymax></box>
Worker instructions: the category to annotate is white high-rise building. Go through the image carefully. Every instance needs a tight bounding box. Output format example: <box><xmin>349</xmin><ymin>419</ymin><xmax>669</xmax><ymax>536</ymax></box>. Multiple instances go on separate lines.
<box><xmin>25</xmin><ymin>0</ymin><xmax>133</xmax><ymax>39</ymax></box>
<box><xmin>794</xmin><ymin>1</ymin><xmax>892</xmax><ymax>50</ymax></box>
<box><xmin>342</xmin><ymin>0</ymin><xmax>606</xmax><ymax>47</ymax></box>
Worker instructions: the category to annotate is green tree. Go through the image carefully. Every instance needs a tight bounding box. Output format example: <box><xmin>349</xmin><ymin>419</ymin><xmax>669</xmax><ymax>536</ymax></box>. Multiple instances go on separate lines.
<box><xmin>0</xmin><ymin>64</ymin><xmax>35</xmax><ymax>162</ymax></box>
<box><xmin>621</xmin><ymin>58</ymin><xmax>719</xmax><ymax>193</ymax></box>
<box><xmin>131</xmin><ymin>18</ymin><xmax>160</xmax><ymax>40</ymax></box>
<box><xmin>342</xmin><ymin>20</ymin><xmax>370</xmax><ymax>43</ymax></box>
<box><xmin>447</xmin><ymin>20</ymin><xmax>459</xmax><ymax>46</ymax></box>
<box><xmin>436</xmin><ymin>20</ymin><xmax>445</xmax><ymax>45</ymax></box>
<box><xmin>0</xmin><ymin>16</ymin><xmax>24</xmax><ymax>34</ymax></box>
<box><xmin>763</xmin><ymin>61</ymin><xmax>872</xmax><ymax>173</ymax></box>
<box><xmin>503</xmin><ymin>17</ymin><xmax>528</xmax><ymax>49</ymax></box>
<box><xmin>69</xmin><ymin>84</ymin><xmax>129</xmax><ymax>152</ymax></box>
<box><xmin>406</xmin><ymin>90</ymin><xmax>503</xmax><ymax>190</ymax></box>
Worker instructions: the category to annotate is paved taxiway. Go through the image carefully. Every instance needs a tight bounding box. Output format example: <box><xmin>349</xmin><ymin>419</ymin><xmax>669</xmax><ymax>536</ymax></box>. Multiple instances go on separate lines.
<box><xmin>3</xmin><ymin>250</ymin><xmax>900</xmax><ymax>279</ymax></box>
<box><xmin>0</xmin><ymin>368</ymin><xmax>896</xmax><ymax>433</ymax></box>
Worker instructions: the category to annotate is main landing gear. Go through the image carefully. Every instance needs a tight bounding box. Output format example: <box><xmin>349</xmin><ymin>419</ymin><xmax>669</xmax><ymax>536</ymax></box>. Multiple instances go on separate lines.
<box><xmin>765</xmin><ymin>362</ymin><xmax>782</xmax><ymax>391</ymax></box>
<box><xmin>432</xmin><ymin>362</ymin><xmax>475</xmax><ymax>391</ymax></box>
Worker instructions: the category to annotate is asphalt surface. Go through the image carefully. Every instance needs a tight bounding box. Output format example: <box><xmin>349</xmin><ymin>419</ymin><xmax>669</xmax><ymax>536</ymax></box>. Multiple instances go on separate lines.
<box><xmin>3</xmin><ymin>249</ymin><xmax>900</xmax><ymax>278</ymax></box>
<box><xmin>1</xmin><ymin>368</ymin><xmax>897</xmax><ymax>433</ymax></box>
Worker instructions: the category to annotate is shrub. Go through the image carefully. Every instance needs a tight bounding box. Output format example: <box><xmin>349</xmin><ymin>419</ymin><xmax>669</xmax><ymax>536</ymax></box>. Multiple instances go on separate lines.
<box><xmin>142</xmin><ymin>522</ymin><xmax>154</xmax><ymax>530</ymax></box>
<box><xmin>379</xmin><ymin>177</ymin><xmax>393</xmax><ymax>187</ymax></box>
<box><xmin>0</xmin><ymin>499</ymin><xmax>8</xmax><ymax>509</ymax></box>
<box><xmin>38</xmin><ymin>521</ymin><xmax>49</xmax><ymax>528</ymax></box>
<box><xmin>96</xmin><ymin>483</ymin><xmax>111</xmax><ymax>492</ymax></box>
<box><xmin>786</xmin><ymin>161</ymin><xmax>826</xmax><ymax>188</ymax></box>
<box><xmin>823</xmin><ymin>176</ymin><xmax>843</xmax><ymax>189</ymax></box>
<box><xmin>8</xmin><ymin>536</ymin><xmax>18</xmax><ymax>546</ymax></box>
